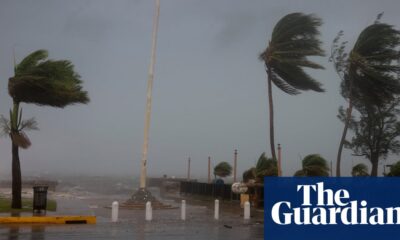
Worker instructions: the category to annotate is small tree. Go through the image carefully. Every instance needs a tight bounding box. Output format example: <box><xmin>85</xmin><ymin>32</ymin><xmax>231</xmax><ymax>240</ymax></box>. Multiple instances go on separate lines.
<box><xmin>294</xmin><ymin>154</ymin><xmax>330</xmax><ymax>177</ymax></box>
<box><xmin>214</xmin><ymin>162</ymin><xmax>232</xmax><ymax>179</ymax></box>
<box><xmin>387</xmin><ymin>161</ymin><xmax>400</xmax><ymax>176</ymax></box>
<box><xmin>341</xmin><ymin>98</ymin><xmax>400</xmax><ymax>176</ymax></box>
<box><xmin>351</xmin><ymin>163</ymin><xmax>369</xmax><ymax>177</ymax></box>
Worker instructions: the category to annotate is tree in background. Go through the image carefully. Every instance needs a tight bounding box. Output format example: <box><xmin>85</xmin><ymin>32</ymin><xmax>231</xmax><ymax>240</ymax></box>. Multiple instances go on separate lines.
<box><xmin>1</xmin><ymin>50</ymin><xmax>89</xmax><ymax>208</ymax></box>
<box><xmin>214</xmin><ymin>162</ymin><xmax>232</xmax><ymax>179</ymax></box>
<box><xmin>331</xmin><ymin>14</ymin><xmax>400</xmax><ymax>176</ymax></box>
<box><xmin>387</xmin><ymin>161</ymin><xmax>400</xmax><ymax>176</ymax></box>
<box><xmin>242</xmin><ymin>152</ymin><xmax>277</xmax><ymax>183</ymax></box>
<box><xmin>242</xmin><ymin>167</ymin><xmax>256</xmax><ymax>183</ymax></box>
<box><xmin>341</xmin><ymin>98</ymin><xmax>400</xmax><ymax>176</ymax></box>
<box><xmin>255</xmin><ymin>152</ymin><xmax>277</xmax><ymax>182</ymax></box>
<box><xmin>294</xmin><ymin>154</ymin><xmax>330</xmax><ymax>177</ymax></box>
<box><xmin>259</xmin><ymin>13</ymin><xmax>325</xmax><ymax>164</ymax></box>
<box><xmin>351</xmin><ymin>163</ymin><xmax>369</xmax><ymax>177</ymax></box>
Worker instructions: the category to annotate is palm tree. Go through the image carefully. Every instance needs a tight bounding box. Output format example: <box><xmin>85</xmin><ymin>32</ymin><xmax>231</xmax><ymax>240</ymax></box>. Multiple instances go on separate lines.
<box><xmin>242</xmin><ymin>152</ymin><xmax>278</xmax><ymax>183</ymax></box>
<box><xmin>4</xmin><ymin>49</ymin><xmax>89</xmax><ymax>208</ymax></box>
<box><xmin>294</xmin><ymin>154</ymin><xmax>329</xmax><ymax>177</ymax></box>
<box><xmin>332</xmin><ymin>17</ymin><xmax>400</xmax><ymax>176</ymax></box>
<box><xmin>255</xmin><ymin>152</ymin><xmax>277</xmax><ymax>181</ymax></box>
<box><xmin>259</xmin><ymin>13</ymin><xmax>325</xmax><ymax>170</ymax></box>
<box><xmin>242</xmin><ymin>167</ymin><xmax>256</xmax><ymax>183</ymax></box>
<box><xmin>351</xmin><ymin>163</ymin><xmax>369</xmax><ymax>177</ymax></box>
<box><xmin>214</xmin><ymin>162</ymin><xmax>232</xmax><ymax>179</ymax></box>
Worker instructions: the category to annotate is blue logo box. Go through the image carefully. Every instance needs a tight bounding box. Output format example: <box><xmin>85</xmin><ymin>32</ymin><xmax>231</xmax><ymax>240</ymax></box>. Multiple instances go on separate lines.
<box><xmin>264</xmin><ymin>177</ymin><xmax>400</xmax><ymax>240</ymax></box>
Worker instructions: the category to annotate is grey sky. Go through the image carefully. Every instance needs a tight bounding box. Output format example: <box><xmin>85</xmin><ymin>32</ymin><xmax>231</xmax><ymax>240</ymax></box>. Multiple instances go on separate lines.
<box><xmin>0</xmin><ymin>0</ymin><xmax>399</xmax><ymax>179</ymax></box>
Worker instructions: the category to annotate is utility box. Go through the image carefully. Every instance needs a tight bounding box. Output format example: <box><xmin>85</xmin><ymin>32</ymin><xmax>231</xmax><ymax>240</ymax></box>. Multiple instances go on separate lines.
<box><xmin>33</xmin><ymin>186</ymin><xmax>48</xmax><ymax>215</ymax></box>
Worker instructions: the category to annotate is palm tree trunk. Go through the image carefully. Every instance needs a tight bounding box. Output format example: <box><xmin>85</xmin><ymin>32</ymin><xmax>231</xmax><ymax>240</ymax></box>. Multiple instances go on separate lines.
<box><xmin>11</xmin><ymin>142</ymin><xmax>22</xmax><ymax>209</ymax></box>
<box><xmin>11</xmin><ymin>101</ymin><xmax>22</xmax><ymax>209</ymax></box>
<box><xmin>336</xmin><ymin>99</ymin><xmax>352</xmax><ymax>177</ymax></box>
<box><xmin>267</xmin><ymin>68</ymin><xmax>277</xmax><ymax>165</ymax></box>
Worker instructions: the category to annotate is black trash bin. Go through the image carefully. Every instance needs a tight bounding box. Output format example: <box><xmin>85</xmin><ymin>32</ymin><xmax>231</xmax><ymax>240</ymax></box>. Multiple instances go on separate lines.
<box><xmin>33</xmin><ymin>186</ymin><xmax>48</xmax><ymax>215</ymax></box>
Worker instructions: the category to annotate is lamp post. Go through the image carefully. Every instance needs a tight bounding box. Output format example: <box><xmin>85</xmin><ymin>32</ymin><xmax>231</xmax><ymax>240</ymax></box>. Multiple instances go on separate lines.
<box><xmin>139</xmin><ymin>0</ymin><xmax>160</xmax><ymax>190</ymax></box>
<box><xmin>125</xmin><ymin>0</ymin><xmax>160</xmax><ymax>206</ymax></box>
<box><xmin>233</xmin><ymin>149</ymin><xmax>237</xmax><ymax>182</ymax></box>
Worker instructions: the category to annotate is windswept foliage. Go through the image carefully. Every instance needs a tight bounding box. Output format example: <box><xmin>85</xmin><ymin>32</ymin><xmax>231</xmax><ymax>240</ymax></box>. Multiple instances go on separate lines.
<box><xmin>255</xmin><ymin>152</ymin><xmax>278</xmax><ymax>179</ymax></box>
<box><xmin>214</xmin><ymin>162</ymin><xmax>232</xmax><ymax>178</ymax></box>
<box><xmin>352</xmin><ymin>163</ymin><xmax>369</xmax><ymax>177</ymax></box>
<box><xmin>294</xmin><ymin>154</ymin><xmax>330</xmax><ymax>177</ymax></box>
<box><xmin>259</xmin><ymin>13</ymin><xmax>325</xmax><ymax>95</ymax></box>
<box><xmin>387</xmin><ymin>161</ymin><xmax>400</xmax><ymax>176</ymax></box>
<box><xmin>9</xmin><ymin>50</ymin><xmax>89</xmax><ymax>107</ymax></box>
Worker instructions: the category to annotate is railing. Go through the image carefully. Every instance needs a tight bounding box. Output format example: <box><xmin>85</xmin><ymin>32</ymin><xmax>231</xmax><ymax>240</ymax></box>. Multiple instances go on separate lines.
<box><xmin>180</xmin><ymin>181</ymin><xmax>240</xmax><ymax>201</ymax></box>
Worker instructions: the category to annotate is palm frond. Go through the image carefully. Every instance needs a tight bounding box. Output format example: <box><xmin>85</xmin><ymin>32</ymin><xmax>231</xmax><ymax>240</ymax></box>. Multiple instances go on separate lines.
<box><xmin>0</xmin><ymin>115</ymin><xmax>11</xmax><ymax>137</ymax></box>
<box><xmin>9</xmin><ymin>53</ymin><xmax>89</xmax><ymax>107</ymax></box>
<box><xmin>339</xmin><ymin>21</ymin><xmax>400</xmax><ymax>106</ymax></box>
<box><xmin>19</xmin><ymin>118</ymin><xmax>39</xmax><ymax>131</ymax></box>
<box><xmin>15</xmin><ymin>50</ymin><xmax>48</xmax><ymax>76</ymax></box>
<box><xmin>260</xmin><ymin>12</ymin><xmax>325</xmax><ymax>94</ymax></box>
<box><xmin>271</xmin><ymin>61</ymin><xmax>324</xmax><ymax>92</ymax></box>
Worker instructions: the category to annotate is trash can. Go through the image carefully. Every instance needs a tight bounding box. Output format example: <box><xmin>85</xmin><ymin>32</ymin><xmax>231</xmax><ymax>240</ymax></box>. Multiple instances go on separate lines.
<box><xmin>33</xmin><ymin>186</ymin><xmax>48</xmax><ymax>215</ymax></box>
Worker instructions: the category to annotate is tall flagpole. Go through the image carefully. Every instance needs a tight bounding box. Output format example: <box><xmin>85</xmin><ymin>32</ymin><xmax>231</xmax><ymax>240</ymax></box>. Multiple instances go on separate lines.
<box><xmin>140</xmin><ymin>0</ymin><xmax>160</xmax><ymax>189</ymax></box>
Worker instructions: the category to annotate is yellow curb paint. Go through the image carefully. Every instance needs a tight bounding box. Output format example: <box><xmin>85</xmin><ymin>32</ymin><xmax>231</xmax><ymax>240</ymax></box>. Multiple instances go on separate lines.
<box><xmin>0</xmin><ymin>216</ymin><xmax>96</xmax><ymax>224</ymax></box>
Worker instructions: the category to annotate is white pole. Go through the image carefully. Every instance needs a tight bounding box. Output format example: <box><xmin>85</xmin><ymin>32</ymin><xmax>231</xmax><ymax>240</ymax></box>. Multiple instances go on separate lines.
<box><xmin>244</xmin><ymin>201</ymin><xmax>250</xmax><ymax>220</ymax></box>
<box><xmin>181</xmin><ymin>200</ymin><xmax>186</xmax><ymax>220</ymax></box>
<box><xmin>214</xmin><ymin>199</ymin><xmax>219</xmax><ymax>220</ymax></box>
<box><xmin>111</xmin><ymin>201</ymin><xmax>119</xmax><ymax>222</ymax></box>
<box><xmin>139</xmin><ymin>0</ymin><xmax>161</xmax><ymax>189</ymax></box>
<box><xmin>146</xmin><ymin>201</ymin><xmax>153</xmax><ymax>221</ymax></box>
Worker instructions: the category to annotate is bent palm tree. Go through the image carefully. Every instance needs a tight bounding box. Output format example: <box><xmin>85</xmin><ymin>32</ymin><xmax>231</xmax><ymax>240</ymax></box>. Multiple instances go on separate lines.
<box><xmin>332</xmin><ymin>18</ymin><xmax>400</xmax><ymax>176</ymax></box>
<box><xmin>255</xmin><ymin>152</ymin><xmax>277</xmax><ymax>181</ymax></box>
<box><xmin>259</xmin><ymin>13</ymin><xmax>325</xmax><ymax>171</ymax></box>
<box><xmin>6</xmin><ymin>49</ymin><xmax>89</xmax><ymax>208</ymax></box>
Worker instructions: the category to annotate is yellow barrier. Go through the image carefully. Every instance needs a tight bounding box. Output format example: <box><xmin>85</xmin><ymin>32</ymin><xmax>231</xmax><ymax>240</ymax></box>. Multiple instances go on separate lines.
<box><xmin>0</xmin><ymin>216</ymin><xmax>96</xmax><ymax>224</ymax></box>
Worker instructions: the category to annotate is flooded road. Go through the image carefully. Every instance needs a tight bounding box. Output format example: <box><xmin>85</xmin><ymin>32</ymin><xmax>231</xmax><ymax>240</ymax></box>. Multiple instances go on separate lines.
<box><xmin>0</xmin><ymin>188</ymin><xmax>264</xmax><ymax>239</ymax></box>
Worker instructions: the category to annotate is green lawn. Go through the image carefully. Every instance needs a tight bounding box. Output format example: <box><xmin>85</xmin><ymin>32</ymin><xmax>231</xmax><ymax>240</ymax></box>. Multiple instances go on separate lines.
<box><xmin>0</xmin><ymin>197</ymin><xmax>57</xmax><ymax>213</ymax></box>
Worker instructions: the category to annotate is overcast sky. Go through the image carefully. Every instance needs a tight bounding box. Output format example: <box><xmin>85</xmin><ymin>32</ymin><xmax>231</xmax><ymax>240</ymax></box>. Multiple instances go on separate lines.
<box><xmin>0</xmin><ymin>0</ymin><xmax>399</xmax><ymax>180</ymax></box>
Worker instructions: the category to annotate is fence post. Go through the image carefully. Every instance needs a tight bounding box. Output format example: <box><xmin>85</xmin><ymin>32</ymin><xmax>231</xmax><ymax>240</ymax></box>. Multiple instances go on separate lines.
<box><xmin>214</xmin><ymin>199</ymin><xmax>219</xmax><ymax>220</ymax></box>
<box><xmin>244</xmin><ymin>201</ymin><xmax>250</xmax><ymax>220</ymax></box>
<box><xmin>146</xmin><ymin>201</ymin><xmax>152</xmax><ymax>221</ymax></box>
<box><xmin>181</xmin><ymin>200</ymin><xmax>186</xmax><ymax>220</ymax></box>
<box><xmin>111</xmin><ymin>201</ymin><xmax>119</xmax><ymax>222</ymax></box>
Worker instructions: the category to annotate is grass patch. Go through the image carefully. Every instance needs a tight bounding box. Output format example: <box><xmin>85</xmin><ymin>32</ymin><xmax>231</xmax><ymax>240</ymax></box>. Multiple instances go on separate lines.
<box><xmin>0</xmin><ymin>197</ymin><xmax>57</xmax><ymax>213</ymax></box>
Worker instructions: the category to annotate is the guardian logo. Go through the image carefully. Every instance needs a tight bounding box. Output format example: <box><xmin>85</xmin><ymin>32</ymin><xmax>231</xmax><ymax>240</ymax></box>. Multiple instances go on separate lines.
<box><xmin>265</xmin><ymin>178</ymin><xmax>400</xmax><ymax>240</ymax></box>
<box><xmin>271</xmin><ymin>182</ymin><xmax>400</xmax><ymax>225</ymax></box>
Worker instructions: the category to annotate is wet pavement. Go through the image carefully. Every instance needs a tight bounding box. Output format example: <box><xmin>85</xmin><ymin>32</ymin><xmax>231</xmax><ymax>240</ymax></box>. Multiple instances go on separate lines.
<box><xmin>0</xmin><ymin>191</ymin><xmax>264</xmax><ymax>239</ymax></box>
